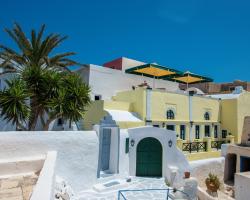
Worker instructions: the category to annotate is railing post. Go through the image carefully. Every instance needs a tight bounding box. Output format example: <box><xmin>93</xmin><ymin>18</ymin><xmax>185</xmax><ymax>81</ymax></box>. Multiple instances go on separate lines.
<box><xmin>176</xmin><ymin>138</ymin><xmax>183</xmax><ymax>150</ymax></box>
<box><xmin>203</xmin><ymin>137</ymin><xmax>212</xmax><ymax>152</ymax></box>
<box><xmin>189</xmin><ymin>143</ymin><xmax>192</xmax><ymax>153</ymax></box>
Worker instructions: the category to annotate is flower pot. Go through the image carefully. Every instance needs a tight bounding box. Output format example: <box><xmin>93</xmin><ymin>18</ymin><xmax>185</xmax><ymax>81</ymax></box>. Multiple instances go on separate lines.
<box><xmin>206</xmin><ymin>181</ymin><xmax>218</xmax><ymax>193</ymax></box>
<box><xmin>184</xmin><ymin>171</ymin><xmax>190</xmax><ymax>179</ymax></box>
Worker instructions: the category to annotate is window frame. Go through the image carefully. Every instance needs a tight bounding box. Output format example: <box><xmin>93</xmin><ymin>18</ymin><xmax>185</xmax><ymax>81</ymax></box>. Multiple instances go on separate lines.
<box><xmin>204</xmin><ymin>112</ymin><xmax>210</xmax><ymax>120</ymax></box>
<box><xmin>180</xmin><ymin>125</ymin><xmax>186</xmax><ymax>140</ymax></box>
<box><xmin>166</xmin><ymin>109</ymin><xmax>175</xmax><ymax>119</ymax></box>
<box><xmin>195</xmin><ymin>125</ymin><xmax>200</xmax><ymax>139</ymax></box>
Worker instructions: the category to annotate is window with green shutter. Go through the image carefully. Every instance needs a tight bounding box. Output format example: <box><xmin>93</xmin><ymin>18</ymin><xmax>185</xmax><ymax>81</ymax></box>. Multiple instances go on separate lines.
<box><xmin>125</xmin><ymin>138</ymin><xmax>129</xmax><ymax>153</ymax></box>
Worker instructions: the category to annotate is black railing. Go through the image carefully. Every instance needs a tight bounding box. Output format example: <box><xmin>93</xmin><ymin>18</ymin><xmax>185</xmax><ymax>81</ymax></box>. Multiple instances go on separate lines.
<box><xmin>182</xmin><ymin>142</ymin><xmax>207</xmax><ymax>153</ymax></box>
<box><xmin>211</xmin><ymin>140</ymin><xmax>226</xmax><ymax>150</ymax></box>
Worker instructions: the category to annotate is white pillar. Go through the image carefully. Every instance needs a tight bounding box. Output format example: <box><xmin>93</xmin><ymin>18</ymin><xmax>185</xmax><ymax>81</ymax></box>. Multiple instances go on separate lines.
<box><xmin>188</xmin><ymin>94</ymin><xmax>193</xmax><ymax>142</ymax></box>
<box><xmin>146</xmin><ymin>88</ymin><xmax>152</xmax><ymax>125</ymax></box>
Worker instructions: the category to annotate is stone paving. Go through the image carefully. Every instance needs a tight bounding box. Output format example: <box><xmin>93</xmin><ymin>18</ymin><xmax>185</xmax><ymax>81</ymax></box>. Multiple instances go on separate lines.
<box><xmin>0</xmin><ymin>172</ymin><xmax>38</xmax><ymax>200</ymax></box>
<box><xmin>77</xmin><ymin>177</ymin><xmax>172</xmax><ymax>200</ymax></box>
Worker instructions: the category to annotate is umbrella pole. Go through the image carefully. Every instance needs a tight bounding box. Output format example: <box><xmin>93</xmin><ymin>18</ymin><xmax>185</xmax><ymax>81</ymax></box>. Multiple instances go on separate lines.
<box><xmin>153</xmin><ymin>76</ymin><xmax>155</xmax><ymax>89</ymax></box>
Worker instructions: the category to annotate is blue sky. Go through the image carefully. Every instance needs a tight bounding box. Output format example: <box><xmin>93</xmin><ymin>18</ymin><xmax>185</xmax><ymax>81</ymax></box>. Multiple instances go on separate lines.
<box><xmin>1</xmin><ymin>0</ymin><xmax>250</xmax><ymax>82</ymax></box>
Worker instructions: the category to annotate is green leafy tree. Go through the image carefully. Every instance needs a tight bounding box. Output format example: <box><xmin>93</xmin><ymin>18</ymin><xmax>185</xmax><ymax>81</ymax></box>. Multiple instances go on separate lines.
<box><xmin>0</xmin><ymin>23</ymin><xmax>90</xmax><ymax>130</ymax></box>
<box><xmin>0</xmin><ymin>78</ymin><xmax>30</xmax><ymax>130</ymax></box>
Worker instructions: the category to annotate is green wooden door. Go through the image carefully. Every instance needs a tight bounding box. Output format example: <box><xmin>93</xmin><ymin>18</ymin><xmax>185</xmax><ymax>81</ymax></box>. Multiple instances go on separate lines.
<box><xmin>136</xmin><ymin>137</ymin><xmax>162</xmax><ymax>177</ymax></box>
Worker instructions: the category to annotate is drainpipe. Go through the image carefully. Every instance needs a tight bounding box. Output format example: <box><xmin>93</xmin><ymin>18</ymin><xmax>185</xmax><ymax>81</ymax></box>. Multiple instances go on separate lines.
<box><xmin>146</xmin><ymin>88</ymin><xmax>152</xmax><ymax>125</ymax></box>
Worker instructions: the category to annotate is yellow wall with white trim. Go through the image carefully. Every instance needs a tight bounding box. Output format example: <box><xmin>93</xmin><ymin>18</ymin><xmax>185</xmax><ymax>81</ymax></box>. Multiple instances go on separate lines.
<box><xmin>104</xmin><ymin>100</ymin><xmax>132</xmax><ymax>111</ymax></box>
<box><xmin>112</xmin><ymin>88</ymin><xmax>146</xmax><ymax>120</ymax></box>
<box><xmin>151</xmin><ymin>90</ymin><xmax>189</xmax><ymax>121</ymax></box>
<box><xmin>220</xmin><ymin>99</ymin><xmax>238</xmax><ymax>141</ymax></box>
<box><xmin>191</xmin><ymin>96</ymin><xmax>220</xmax><ymax>122</ymax></box>
<box><xmin>83</xmin><ymin>100</ymin><xmax>107</xmax><ymax>130</ymax></box>
<box><xmin>237</xmin><ymin>92</ymin><xmax>250</xmax><ymax>142</ymax></box>
<box><xmin>83</xmin><ymin>88</ymin><xmax>250</xmax><ymax>144</ymax></box>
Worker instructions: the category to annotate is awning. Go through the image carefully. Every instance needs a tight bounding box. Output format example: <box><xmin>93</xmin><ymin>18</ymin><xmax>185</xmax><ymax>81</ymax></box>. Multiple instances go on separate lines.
<box><xmin>125</xmin><ymin>63</ymin><xmax>182</xmax><ymax>79</ymax></box>
<box><xmin>169</xmin><ymin>71</ymin><xmax>213</xmax><ymax>84</ymax></box>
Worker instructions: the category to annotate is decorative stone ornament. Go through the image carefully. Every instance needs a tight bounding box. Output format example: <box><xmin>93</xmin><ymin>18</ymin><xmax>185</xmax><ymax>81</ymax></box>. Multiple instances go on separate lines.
<box><xmin>168</xmin><ymin>140</ymin><xmax>173</xmax><ymax>148</ymax></box>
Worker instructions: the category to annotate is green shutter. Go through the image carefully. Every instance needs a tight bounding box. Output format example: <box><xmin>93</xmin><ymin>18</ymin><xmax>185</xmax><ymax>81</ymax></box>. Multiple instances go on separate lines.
<box><xmin>125</xmin><ymin>138</ymin><xmax>129</xmax><ymax>153</ymax></box>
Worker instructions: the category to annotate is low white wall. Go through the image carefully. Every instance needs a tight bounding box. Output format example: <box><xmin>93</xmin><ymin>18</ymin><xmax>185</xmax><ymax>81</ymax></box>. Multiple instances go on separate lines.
<box><xmin>30</xmin><ymin>151</ymin><xmax>57</xmax><ymax>200</ymax></box>
<box><xmin>235</xmin><ymin>172</ymin><xmax>250</xmax><ymax>200</ymax></box>
<box><xmin>190</xmin><ymin>157</ymin><xmax>225</xmax><ymax>188</ymax></box>
<box><xmin>0</xmin><ymin>131</ymin><xmax>99</xmax><ymax>192</ymax></box>
<box><xmin>0</xmin><ymin>155</ymin><xmax>45</xmax><ymax>176</ymax></box>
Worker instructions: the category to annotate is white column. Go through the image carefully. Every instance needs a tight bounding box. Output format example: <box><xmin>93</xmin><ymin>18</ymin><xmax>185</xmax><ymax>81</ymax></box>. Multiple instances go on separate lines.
<box><xmin>146</xmin><ymin>88</ymin><xmax>152</xmax><ymax>125</ymax></box>
<box><xmin>188</xmin><ymin>95</ymin><xmax>193</xmax><ymax>142</ymax></box>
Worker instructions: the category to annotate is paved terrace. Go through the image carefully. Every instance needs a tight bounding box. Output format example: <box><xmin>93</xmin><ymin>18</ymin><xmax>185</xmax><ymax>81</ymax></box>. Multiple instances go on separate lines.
<box><xmin>77</xmin><ymin>177</ymin><xmax>171</xmax><ymax>200</ymax></box>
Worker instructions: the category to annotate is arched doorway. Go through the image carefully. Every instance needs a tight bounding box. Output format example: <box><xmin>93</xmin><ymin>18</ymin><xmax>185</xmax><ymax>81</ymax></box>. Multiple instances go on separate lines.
<box><xmin>136</xmin><ymin>137</ymin><xmax>162</xmax><ymax>177</ymax></box>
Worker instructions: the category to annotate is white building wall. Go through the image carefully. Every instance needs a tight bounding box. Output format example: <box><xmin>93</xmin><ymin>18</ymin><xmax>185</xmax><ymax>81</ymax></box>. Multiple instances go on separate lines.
<box><xmin>76</xmin><ymin>65</ymin><xmax>180</xmax><ymax>100</ymax></box>
<box><xmin>119</xmin><ymin>129</ymin><xmax>130</xmax><ymax>175</ymax></box>
<box><xmin>127</xmin><ymin>126</ymin><xmax>190</xmax><ymax>184</ymax></box>
<box><xmin>120</xmin><ymin>57</ymin><xmax>146</xmax><ymax>72</ymax></box>
<box><xmin>0</xmin><ymin>131</ymin><xmax>99</xmax><ymax>192</ymax></box>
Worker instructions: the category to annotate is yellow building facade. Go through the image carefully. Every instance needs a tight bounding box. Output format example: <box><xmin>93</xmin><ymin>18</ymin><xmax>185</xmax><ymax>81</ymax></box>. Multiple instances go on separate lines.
<box><xmin>84</xmin><ymin>87</ymin><xmax>250</xmax><ymax>143</ymax></box>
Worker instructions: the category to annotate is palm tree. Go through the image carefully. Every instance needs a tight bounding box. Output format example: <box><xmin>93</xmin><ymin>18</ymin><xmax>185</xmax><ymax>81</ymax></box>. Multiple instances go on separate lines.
<box><xmin>0</xmin><ymin>23</ymin><xmax>90</xmax><ymax>130</ymax></box>
<box><xmin>0</xmin><ymin>78</ymin><xmax>30</xmax><ymax>130</ymax></box>
<box><xmin>44</xmin><ymin>72</ymin><xmax>90</xmax><ymax>130</ymax></box>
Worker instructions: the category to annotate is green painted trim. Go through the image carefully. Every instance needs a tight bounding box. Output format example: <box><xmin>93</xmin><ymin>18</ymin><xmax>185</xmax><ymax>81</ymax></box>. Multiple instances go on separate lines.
<box><xmin>125</xmin><ymin>63</ymin><xmax>213</xmax><ymax>83</ymax></box>
<box><xmin>125</xmin><ymin>138</ymin><xmax>129</xmax><ymax>153</ymax></box>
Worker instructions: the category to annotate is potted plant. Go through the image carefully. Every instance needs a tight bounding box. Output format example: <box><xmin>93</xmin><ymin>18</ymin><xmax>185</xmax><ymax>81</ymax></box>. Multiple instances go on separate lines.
<box><xmin>205</xmin><ymin>173</ymin><xmax>221</xmax><ymax>193</ymax></box>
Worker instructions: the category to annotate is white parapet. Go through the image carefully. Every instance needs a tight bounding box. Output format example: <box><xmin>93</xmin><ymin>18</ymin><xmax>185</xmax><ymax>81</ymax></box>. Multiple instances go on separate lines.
<box><xmin>30</xmin><ymin>151</ymin><xmax>57</xmax><ymax>200</ymax></box>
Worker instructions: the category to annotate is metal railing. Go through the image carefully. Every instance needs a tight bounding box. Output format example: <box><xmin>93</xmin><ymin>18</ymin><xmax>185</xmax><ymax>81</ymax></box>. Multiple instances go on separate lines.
<box><xmin>182</xmin><ymin>142</ymin><xmax>206</xmax><ymax>153</ymax></box>
<box><xmin>211</xmin><ymin>140</ymin><xmax>226</xmax><ymax>150</ymax></box>
<box><xmin>118</xmin><ymin>188</ymin><xmax>189</xmax><ymax>200</ymax></box>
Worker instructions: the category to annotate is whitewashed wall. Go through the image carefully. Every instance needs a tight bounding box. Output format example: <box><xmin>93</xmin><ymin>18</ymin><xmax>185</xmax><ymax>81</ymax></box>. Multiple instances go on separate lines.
<box><xmin>76</xmin><ymin>65</ymin><xmax>180</xmax><ymax>100</ymax></box>
<box><xmin>190</xmin><ymin>157</ymin><xmax>225</xmax><ymax>188</ymax></box>
<box><xmin>119</xmin><ymin>129</ymin><xmax>130</xmax><ymax>175</ymax></box>
<box><xmin>127</xmin><ymin>126</ymin><xmax>190</xmax><ymax>183</ymax></box>
<box><xmin>0</xmin><ymin>131</ymin><xmax>99</xmax><ymax>192</ymax></box>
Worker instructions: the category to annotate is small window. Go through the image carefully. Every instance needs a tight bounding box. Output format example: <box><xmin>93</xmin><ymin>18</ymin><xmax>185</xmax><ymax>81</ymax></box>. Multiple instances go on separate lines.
<box><xmin>195</xmin><ymin>125</ymin><xmax>200</xmax><ymax>139</ymax></box>
<box><xmin>125</xmin><ymin>138</ymin><xmax>129</xmax><ymax>153</ymax></box>
<box><xmin>204</xmin><ymin>112</ymin><xmax>210</xmax><ymax>120</ymax></box>
<box><xmin>166</xmin><ymin>125</ymin><xmax>175</xmax><ymax>131</ymax></box>
<box><xmin>166</xmin><ymin>110</ymin><xmax>175</xmax><ymax>119</ymax></box>
<box><xmin>180</xmin><ymin>125</ymin><xmax>186</xmax><ymax>140</ymax></box>
<box><xmin>205</xmin><ymin>125</ymin><xmax>210</xmax><ymax>137</ymax></box>
<box><xmin>214</xmin><ymin>125</ymin><xmax>218</xmax><ymax>138</ymax></box>
<box><xmin>57</xmin><ymin>118</ymin><xmax>64</xmax><ymax>126</ymax></box>
<box><xmin>95</xmin><ymin>95</ymin><xmax>102</xmax><ymax>101</ymax></box>
<box><xmin>222</xmin><ymin>130</ymin><xmax>227</xmax><ymax>138</ymax></box>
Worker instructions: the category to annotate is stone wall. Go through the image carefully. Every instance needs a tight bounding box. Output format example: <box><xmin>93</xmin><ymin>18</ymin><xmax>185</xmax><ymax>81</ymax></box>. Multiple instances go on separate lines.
<box><xmin>0</xmin><ymin>173</ymin><xmax>38</xmax><ymax>200</ymax></box>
